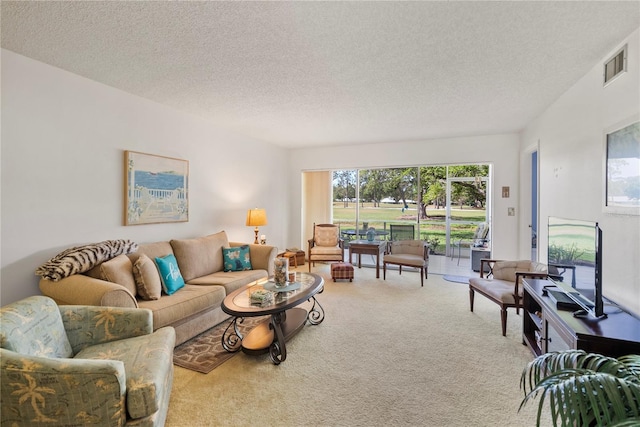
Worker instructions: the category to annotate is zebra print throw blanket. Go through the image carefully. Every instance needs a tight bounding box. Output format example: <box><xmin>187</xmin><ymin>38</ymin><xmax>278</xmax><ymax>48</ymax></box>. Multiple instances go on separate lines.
<box><xmin>36</xmin><ymin>239</ymin><xmax>138</xmax><ymax>282</ymax></box>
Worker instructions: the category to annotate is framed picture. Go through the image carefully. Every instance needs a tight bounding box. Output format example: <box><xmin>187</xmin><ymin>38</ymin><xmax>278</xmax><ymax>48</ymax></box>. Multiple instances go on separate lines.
<box><xmin>124</xmin><ymin>151</ymin><xmax>189</xmax><ymax>225</ymax></box>
<box><xmin>604</xmin><ymin>118</ymin><xmax>640</xmax><ymax>215</ymax></box>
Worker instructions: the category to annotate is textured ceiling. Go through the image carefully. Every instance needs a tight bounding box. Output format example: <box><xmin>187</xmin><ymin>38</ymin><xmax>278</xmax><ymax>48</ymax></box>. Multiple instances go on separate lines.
<box><xmin>2</xmin><ymin>1</ymin><xmax>639</xmax><ymax>148</ymax></box>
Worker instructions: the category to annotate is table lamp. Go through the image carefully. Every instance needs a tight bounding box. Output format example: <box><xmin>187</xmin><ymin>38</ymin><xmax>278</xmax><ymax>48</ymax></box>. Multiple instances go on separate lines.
<box><xmin>246</xmin><ymin>208</ymin><xmax>267</xmax><ymax>244</ymax></box>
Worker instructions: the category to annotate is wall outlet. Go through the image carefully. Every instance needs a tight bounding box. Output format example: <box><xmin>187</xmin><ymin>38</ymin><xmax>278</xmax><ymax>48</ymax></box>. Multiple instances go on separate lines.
<box><xmin>508</xmin><ymin>207</ymin><xmax>515</xmax><ymax>216</ymax></box>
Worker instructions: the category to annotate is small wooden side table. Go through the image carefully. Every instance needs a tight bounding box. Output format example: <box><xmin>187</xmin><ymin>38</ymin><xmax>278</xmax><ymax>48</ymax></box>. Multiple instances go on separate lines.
<box><xmin>277</xmin><ymin>251</ymin><xmax>298</xmax><ymax>268</ymax></box>
<box><xmin>348</xmin><ymin>240</ymin><xmax>386</xmax><ymax>278</ymax></box>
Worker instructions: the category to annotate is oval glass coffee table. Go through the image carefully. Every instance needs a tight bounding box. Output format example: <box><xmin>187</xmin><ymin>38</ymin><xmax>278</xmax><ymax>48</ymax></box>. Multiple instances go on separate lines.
<box><xmin>221</xmin><ymin>272</ymin><xmax>324</xmax><ymax>364</ymax></box>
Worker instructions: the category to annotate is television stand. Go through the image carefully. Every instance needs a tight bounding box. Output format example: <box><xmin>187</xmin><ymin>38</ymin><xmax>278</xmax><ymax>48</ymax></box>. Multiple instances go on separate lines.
<box><xmin>522</xmin><ymin>278</ymin><xmax>640</xmax><ymax>357</ymax></box>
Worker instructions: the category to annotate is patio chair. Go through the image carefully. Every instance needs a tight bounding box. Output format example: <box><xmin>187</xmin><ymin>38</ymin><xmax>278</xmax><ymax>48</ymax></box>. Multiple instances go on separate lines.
<box><xmin>451</xmin><ymin>222</ymin><xmax>489</xmax><ymax>265</ymax></box>
<box><xmin>389</xmin><ymin>224</ymin><xmax>415</xmax><ymax>241</ymax></box>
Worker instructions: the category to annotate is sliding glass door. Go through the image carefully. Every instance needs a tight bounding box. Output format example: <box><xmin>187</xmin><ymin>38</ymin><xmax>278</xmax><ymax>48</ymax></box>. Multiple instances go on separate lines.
<box><xmin>445</xmin><ymin>173</ymin><xmax>490</xmax><ymax>258</ymax></box>
<box><xmin>330</xmin><ymin>164</ymin><xmax>489</xmax><ymax>264</ymax></box>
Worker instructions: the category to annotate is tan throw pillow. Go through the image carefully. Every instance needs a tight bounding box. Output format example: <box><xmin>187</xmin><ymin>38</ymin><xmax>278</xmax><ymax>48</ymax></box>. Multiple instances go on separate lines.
<box><xmin>133</xmin><ymin>254</ymin><xmax>162</xmax><ymax>300</ymax></box>
<box><xmin>85</xmin><ymin>254</ymin><xmax>137</xmax><ymax>296</ymax></box>
<box><xmin>170</xmin><ymin>231</ymin><xmax>229</xmax><ymax>281</ymax></box>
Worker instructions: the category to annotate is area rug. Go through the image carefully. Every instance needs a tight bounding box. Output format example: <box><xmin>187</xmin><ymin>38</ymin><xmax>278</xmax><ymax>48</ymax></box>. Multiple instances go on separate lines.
<box><xmin>442</xmin><ymin>274</ymin><xmax>471</xmax><ymax>284</ymax></box>
<box><xmin>173</xmin><ymin>316</ymin><xmax>269</xmax><ymax>374</ymax></box>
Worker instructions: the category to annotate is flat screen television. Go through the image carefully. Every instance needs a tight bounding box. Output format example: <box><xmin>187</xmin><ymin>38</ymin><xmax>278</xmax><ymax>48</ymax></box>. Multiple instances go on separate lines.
<box><xmin>547</xmin><ymin>216</ymin><xmax>605</xmax><ymax>318</ymax></box>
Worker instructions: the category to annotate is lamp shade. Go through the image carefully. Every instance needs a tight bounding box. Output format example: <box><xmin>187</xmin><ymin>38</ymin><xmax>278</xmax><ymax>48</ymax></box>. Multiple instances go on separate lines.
<box><xmin>246</xmin><ymin>208</ymin><xmax>267</xmax><ymax>227</ymax></box>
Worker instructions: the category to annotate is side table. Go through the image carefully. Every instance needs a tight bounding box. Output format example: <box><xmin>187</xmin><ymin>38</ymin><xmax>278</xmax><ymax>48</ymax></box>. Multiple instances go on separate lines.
<box><xmin>277</xmin><ymin>250</ymin><xmax>305</xmax><ymax>268</ymax></box>
<box><xmin>348</xmin><ymin>240</ymin><xmax>386</xmax><ymax>278</ymax></box>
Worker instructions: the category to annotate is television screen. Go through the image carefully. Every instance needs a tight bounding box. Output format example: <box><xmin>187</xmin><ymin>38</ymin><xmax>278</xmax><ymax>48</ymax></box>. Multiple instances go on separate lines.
<box><xmin>548</xmin><ymin>217</ymin><xmax>603</xmax><ymax>317</ymax></box>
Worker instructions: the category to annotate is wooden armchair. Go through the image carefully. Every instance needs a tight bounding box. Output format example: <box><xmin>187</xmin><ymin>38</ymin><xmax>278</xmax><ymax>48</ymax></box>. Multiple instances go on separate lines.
<box><xmin>468</xmin><ymin>259</ymin><xmax>548</xmax><ymax>336</ymax></box>
<box><xmin>383</xmin><ymin>240</ymin><xmax>429</xmax><ymax>286</ymax></box>
<box><xmin>307</xmin><ymin>223</ymin><xmax>344</xmax><ymax>272</ymax></box>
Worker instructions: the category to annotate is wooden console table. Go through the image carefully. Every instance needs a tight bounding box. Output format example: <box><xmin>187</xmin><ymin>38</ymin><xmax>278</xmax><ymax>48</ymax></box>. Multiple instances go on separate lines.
<box><xmin>522</xmin><ymin>278</ymin><xmax>640</xmax><ymax>358</ymax></box>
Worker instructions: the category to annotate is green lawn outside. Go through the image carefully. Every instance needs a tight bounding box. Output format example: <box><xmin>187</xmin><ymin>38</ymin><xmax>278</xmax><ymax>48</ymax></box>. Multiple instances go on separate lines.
<box><xmin>333</xmin><ymin>202</ymin><xmax>487</xmax><ymax>255</ymax></box>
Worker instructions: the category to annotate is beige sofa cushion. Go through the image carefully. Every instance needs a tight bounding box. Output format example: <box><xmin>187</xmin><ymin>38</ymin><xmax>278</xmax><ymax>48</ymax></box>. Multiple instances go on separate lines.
<box><xmin>170</xmin><ymin>231</ymin><xmax>229</xmax><ymax>282</ymax></box>
<box><xmin>187</xmin><ymin>269</ymin><xmax>269</xmax><ymax>294</ymax></box>
<box><xmin>133</xmin><ymin>254</ymin><xmax>162</xmax><ymax>300</ymax></box>
<box><xmin>86</xmin><ymin>254</ymin><xmax>137</xmax><ymax>296</ymax></box>
<box><xmin>138</xmin><ymin>284</ymin><xmax>226</xmax><ymax>330</ymax></box>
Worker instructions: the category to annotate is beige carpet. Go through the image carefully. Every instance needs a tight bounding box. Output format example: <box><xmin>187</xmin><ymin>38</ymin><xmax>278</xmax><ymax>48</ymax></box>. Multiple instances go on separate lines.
<box><xmin>166</xmin><ymin>264</ymin><xmax>551</xmax><ymax>427</ymax></box>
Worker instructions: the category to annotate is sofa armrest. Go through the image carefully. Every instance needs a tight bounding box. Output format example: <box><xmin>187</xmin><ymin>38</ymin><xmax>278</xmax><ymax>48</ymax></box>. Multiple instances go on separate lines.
<box><xmin>59</xmin><ymin>305</ymin><xmax>153</xmax><ymax>353</ymax></box>
<box><xmin>40</xmin><ymin>275</ymin><xmax>138</xmax><ymax>308</ymax></box>
<box><xmin>230</xmin><ymin>242</ymin><xmax>277</xmax><ymax>275</ymax></box>
<box><xmin>0</xmin><ymin>348</ymin><xmax>126</xmax><ymax>425</ymax></box>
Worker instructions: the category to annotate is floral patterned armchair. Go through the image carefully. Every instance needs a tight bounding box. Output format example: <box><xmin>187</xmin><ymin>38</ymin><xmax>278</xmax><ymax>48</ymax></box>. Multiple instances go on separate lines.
<box><xmin>1</xmin><ymin>295</ymin><xmax>175</xmax><ymax>426</ymax></box>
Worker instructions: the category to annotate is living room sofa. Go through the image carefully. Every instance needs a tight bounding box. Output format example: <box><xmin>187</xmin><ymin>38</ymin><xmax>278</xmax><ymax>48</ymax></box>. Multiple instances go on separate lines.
<box><xmin>39</xmin><ymin>231</ymin><xmax>277</xmax><ymax>346</ymax></box>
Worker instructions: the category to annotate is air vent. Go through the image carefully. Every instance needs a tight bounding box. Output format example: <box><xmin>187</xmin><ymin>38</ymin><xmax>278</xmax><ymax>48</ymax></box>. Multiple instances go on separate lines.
<box><xmin>604</xmin><ymin>45</ymin><xmax>627</xmax><ymax>86</ymax></box>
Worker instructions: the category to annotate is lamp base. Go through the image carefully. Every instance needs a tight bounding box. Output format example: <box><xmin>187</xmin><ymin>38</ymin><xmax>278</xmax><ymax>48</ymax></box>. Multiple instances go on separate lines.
<box><xmin>254</xmin><ymin>227</ymin><xmax>259</xmax><ymax>244</ymax></box>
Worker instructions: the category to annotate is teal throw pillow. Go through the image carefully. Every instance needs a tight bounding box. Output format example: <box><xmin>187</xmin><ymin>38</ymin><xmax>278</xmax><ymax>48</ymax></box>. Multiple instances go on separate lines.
<box><xmin>154</xmin><ymin>254</ymin><xmax>185</xmax><ymax>295</ymax></box>
<box><xmin>223</xmin><ymin>245</ymin><xmax>252</xmax><ymax>272</ymax></box>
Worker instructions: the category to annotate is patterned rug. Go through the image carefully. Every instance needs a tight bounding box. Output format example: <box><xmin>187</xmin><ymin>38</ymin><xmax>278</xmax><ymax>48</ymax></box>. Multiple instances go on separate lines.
<box><xmin>173</xmin><ymin>316</ymin><xmax>269</xmax><ymax>374</ymax></box>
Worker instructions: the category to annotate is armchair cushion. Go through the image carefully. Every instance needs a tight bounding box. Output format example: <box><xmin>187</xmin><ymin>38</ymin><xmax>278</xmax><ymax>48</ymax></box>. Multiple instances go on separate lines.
<box><xmin>492</xmin><ymin>260</ymin><xmax>536</xmax><ymax>282</ymax></box>
<box><xmin>0</xmin><ymin>295</ymin><xmax>73</xmax><ymax>358</ymax></box>
<box><xmin>59</xmin><ymin>304</ymin><xmax>154</xmax><ymax>354</ymax></box>
<box><xmin>314</xmin><ymin>225</ymin><xmax>340</xmax><ymax>246</ymax></box>
<box><xmin>76</xmin><ymin>326</ymin><xmax>175</xmax><ymax>419</ymax></box>
<box><xmin>1</xmin><ymin>348</ymin><xmax>127</xmax><ymax>426</ymax></box>
<box><xmin>310</xmin><ymin>246</ymin><xmax>343</xmax><ymax>256</ymax></box>
<box><xmin>469</xmin><ymin>279</ymin><xmax>521</xmax><ymax>304</ymax></box>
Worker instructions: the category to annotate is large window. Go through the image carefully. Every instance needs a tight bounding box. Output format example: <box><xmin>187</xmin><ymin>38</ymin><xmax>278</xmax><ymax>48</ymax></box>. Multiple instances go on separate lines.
<box><xmin>332</xmin><ymin>165</ymin><xmax>490</xmax><ymax>256</ymax></box>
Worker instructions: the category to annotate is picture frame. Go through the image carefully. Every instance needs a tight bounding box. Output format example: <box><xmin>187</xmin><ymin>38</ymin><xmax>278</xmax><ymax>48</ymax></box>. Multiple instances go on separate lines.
<box><xmin>604</xmin><ymin>117</ymin><xmax>640</xmax><ymax>215</ymax></box>
<box><xmin>124</xmin><ymin>150</ymin><xmax>189</xmax><ymax>225</ymax></box>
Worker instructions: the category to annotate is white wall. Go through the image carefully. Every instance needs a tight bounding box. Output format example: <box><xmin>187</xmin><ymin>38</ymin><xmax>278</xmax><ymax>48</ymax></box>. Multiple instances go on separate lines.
<box><xmin>1</xmin><ymin>50</ymin><xmax>289</xmax><ymax>305</ymax></box>
<box><xmin>521</xmin><ymin>29</ymin><xmax>640</xmax><ymax>316</ymax></box>
<box><xmin>289</xmin><ymin>134</ymin><xmax>521</xmax><ymax>259</ymax></box>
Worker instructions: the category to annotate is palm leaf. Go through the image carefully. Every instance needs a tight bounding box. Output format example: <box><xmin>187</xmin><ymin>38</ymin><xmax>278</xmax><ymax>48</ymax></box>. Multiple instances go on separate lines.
<box><xmin>520</xmin><ymin>350</ymin><xmax>640</xmax><ymax>426</ymax></box>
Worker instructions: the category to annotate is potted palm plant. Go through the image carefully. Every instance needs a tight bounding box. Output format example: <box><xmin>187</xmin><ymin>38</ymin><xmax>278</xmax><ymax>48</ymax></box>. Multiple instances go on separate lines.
<box><xmin>520</xmin><ymin>349</ymin><xmax>640</xmax><ymax>426</ymax></box>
